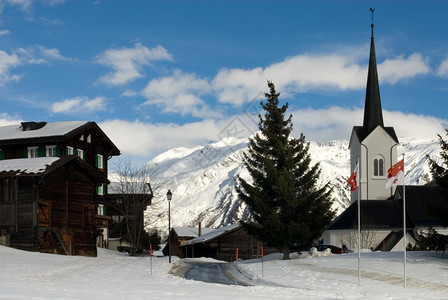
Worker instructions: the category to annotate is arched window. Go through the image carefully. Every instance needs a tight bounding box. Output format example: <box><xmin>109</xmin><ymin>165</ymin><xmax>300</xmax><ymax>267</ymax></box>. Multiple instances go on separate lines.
<box><xmin>373</xmin><ymin>157</ymin><xmax>384</xmax><ymax>177</ymax></box>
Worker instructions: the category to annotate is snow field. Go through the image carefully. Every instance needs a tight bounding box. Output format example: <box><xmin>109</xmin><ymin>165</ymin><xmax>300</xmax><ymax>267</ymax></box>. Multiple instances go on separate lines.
<box><xmin>1</xmin><ymin>245</ymin><xmax>448</xmax><ymax>299</ymax></box>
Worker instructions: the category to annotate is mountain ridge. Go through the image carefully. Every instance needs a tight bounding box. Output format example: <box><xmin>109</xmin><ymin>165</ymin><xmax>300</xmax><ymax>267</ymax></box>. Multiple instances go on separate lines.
<box><xmin>144</xmin><ymin>136</ymin><xmax>441</xmax><ymax>236</ymax></box>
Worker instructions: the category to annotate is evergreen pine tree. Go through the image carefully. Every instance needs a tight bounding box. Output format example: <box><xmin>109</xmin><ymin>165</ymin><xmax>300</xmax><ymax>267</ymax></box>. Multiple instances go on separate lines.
<box><xmin>237</xmin><ymin>81</ymin><xmax>335</xmax><ymax>260</ymax></box>
<box><xmin>427</xmin><ymin>129</ymin><xmax>448</xmax><ymax>227</ymax></box>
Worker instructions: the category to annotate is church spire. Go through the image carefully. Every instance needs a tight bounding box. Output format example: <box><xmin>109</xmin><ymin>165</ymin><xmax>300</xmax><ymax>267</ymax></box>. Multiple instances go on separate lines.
<box><xmin>363</xmin><ymin>8</ymin><xmax>384</xmax><ymax>133</ymax></box>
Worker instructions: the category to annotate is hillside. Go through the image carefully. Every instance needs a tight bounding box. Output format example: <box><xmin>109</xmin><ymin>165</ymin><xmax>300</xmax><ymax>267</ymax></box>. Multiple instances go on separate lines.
<box><xmin>143</xmin><ymin>136</ymin><xmax>441</xmax><ymax>235</ymax></box>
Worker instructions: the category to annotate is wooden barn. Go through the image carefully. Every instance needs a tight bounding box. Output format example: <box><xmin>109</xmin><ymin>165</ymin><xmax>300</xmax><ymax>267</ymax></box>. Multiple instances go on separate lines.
<box><xmin>179</xmin><ymin>224</ymin><xmax>278</xmax><ymax>261</ymax></box>
<box><xmin>0</xmin><ymin>156</ymin><xmax>108</xmax><ymax>256</ymax></box>
<box><xmin>163</xmin><ymin>225</ymin><xmax>214</xmax><ymax>258</ymax></box>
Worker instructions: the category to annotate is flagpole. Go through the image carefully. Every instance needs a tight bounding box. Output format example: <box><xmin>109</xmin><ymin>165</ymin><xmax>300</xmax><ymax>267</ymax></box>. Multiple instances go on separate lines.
<box><xmin>402</xmin><ymin>153</ymin><xmax>406</xmax><ymax>288</ymax></box>
<box><xmin>357</xmin><ymin>156</ymin><xmax>361</xmax><ymax>286</ymax></box>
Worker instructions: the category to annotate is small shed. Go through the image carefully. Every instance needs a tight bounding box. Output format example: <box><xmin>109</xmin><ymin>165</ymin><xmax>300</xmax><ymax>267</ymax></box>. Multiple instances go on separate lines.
<box><xmin>0</xmin><ymin>156</ymin><xmax>108</xmax><ymax>256</ymax></box>
<box><xmin>163</xmin><ymin>226</ymin><xmax>214</xmax><ymax>258</ymax></box>
<box><xmin>179</xmin><ymin>224</ymin><xmax>278</xmax><ymax>261</ymax></box>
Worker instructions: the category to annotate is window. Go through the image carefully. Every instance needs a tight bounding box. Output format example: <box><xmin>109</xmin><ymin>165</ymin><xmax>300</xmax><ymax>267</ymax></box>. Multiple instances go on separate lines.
<box><xmin>66</xmin><ymin>146</ymin><xmax>74</xmax><ymax>155</ymax></box>
<box><xmin>79</xmin><ymin>134</ymin><xmax>84</xmax><ymax>141</ymax></box>
<box><xmin>97</xmin><ymin>184</ymin><xmax>105</xmax><ymax>196</ymax></box>
<box><xmin>46</xmin><ymin>146</ymin><xmax>58</xmax><ymax>157</ymax></box>
<box><xmin>374</xmin><ymin>157</ymin><xmax>384</xmax><ymax>177</ymax></box>
<box><xmin>97</xmin><ymin>204</ymin><xmax>105</xmax><ymax>216</ymax></box>
<box><xmin>87</xmin><ymin>134</ymin><xmax>91</xmax><ymax>143</ymax></box>
<box><xmin>27</xmin><ymin>147</ymin><xmax>39</xmax><ymax>158</ymax></box>
<box><xmin>96</xmin><ymin>154</ymin><xmax>104</xmax><ymax>169</ymax></box>
<box><xmin>77</xmin><ymin>149</ymin><xmax>84</xmax><ymax>160</ymax></box>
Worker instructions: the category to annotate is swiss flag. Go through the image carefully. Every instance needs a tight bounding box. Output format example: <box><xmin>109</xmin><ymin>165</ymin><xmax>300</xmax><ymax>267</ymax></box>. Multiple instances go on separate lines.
<box><xmin>385</xmin><ymin>159</ymin><xmax>405</xmax><ymax>189</ymax></box>
<box><xmin>347</xmin><ymin>162</ymin><xmax>359</xmax><ymax>191</ymax></box>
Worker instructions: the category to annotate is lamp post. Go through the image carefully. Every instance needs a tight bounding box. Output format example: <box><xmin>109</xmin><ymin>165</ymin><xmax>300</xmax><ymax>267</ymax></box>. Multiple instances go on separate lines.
<box><xmin>166</xmin><ymin>190</ymin><xmax>172</xmax><ymax>263</ymax></box>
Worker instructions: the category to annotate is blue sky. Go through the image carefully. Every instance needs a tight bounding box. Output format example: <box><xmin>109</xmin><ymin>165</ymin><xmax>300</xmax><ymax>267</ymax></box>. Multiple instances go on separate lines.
<box><xmin>1</xmin><ymin>0</ymin><xmax>448</xmax><ymax>164</ymax></box>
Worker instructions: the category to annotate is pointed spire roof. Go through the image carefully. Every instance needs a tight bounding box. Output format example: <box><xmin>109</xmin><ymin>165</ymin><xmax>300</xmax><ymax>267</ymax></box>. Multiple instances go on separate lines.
<box><xmin>350</xmin><ymin>18</ymin><xmax>398</xmax><ymax>146</ymax></box>
<box><xmin>363</xmin><ymin>23</ymin><xmax>384</xmax><ymax>133</ymax></box>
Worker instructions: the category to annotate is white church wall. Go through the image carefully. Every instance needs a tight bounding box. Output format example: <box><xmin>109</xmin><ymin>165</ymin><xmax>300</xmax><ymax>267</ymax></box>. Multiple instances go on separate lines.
<box><xmin>324</xmin><ymin>229</ymin><xmax>392</xmax><ymax>251</ymax></box>
<box><xmin>362</xmin><ymin>127</ymin><xmax>398</xmax><ymax>200</ymax></box>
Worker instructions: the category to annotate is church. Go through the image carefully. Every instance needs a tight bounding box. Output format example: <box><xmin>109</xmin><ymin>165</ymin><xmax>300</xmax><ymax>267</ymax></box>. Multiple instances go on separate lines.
<box><xmin>322</xmin><ymin>22</ymin><xmax>447</xmax><ymax>251</ymax></box>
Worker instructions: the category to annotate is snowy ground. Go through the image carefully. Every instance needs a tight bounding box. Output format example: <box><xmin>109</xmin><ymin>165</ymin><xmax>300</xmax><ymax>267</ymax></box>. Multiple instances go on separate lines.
<box><xmin>1</xmin><ymin>245</ymin><xmax>447</xmax><ymax>300</ymax></box>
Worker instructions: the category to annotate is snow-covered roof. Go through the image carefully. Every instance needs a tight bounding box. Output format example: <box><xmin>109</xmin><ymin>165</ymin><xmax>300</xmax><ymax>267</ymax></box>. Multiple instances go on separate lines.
<box><xmin>0</xmin><ymin>121</ymin><xmax>88</xmax><ymax>141</ymax></box>
<box><xmin>180</xmin><ymin>224</ymin><xmax>241</xmax><ymax>247</ymax></box>
<box><xmin>0</xmin><ymin>157</ymin><xmax>60</xmax><ymax>175</ymax></box>
<box><xmin>173</xmin><ymin>227</ymin><xmax>214</xmax><ymax>238</ymax></box>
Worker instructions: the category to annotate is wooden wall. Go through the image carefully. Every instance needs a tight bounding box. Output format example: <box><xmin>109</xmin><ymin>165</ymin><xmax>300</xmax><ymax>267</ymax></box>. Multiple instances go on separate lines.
<box><xmin>183</xmin><ymin>227</ymin><xmax>278</xmax><ymax>262</ymax></box>
<box><xmin>39</xmin><ymin>166</ymin><xmax>97</xmax><ymax>256</ymax></box>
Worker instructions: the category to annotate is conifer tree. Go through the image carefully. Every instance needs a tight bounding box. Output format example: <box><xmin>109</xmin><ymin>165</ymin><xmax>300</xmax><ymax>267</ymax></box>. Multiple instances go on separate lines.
<box><xmin>427</xmin><ymin>129</ymin><xmax>448</xmax><ymax>227</ymax></box>
<box><xmin>237</xmin><ymin>81</ymin><xmax>335</xmax><ymax>260</ymax></box>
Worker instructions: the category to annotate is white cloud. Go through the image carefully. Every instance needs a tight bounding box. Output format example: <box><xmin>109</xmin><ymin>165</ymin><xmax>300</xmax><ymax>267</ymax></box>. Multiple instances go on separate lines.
<box><xmin>0</xmin><ymin>49</ymin><xmax>22</xmax><ymax>86</ymax></box>
<box><xmin>378</xmin><ymin>53</ymin><xmax>430</xmax><ymax>84</ymax></box>
<box><xmin>99</xmin><ymin>107</ymin><xmax>447</xmax><ymax>161</ymax></box>
<box><xmin>97</xmin><ymin>43</ymin><xmax>172</xmax><ymax>86</ymax></box>
<box><xmin>436</xmin><ymin>57</ymin><xmax>448</xmax><ymax>77</ymax></box>
<box><xmin>51</xmin><ymin>96</ymin><xmax>107</xmax><ymax>114</ymax></box>
<box><xmin>0</xmin><ymin>0</ymin><xmax>33</xmax><ymax>12</ymax></box>
<box><xmin>141</xmin><ymin>69</ymin><xmax>219</xmax><ymax>118</ymax></box>
<box><xmin>211</xmin><ymin>52</ymin><xmax>431</xmax><ymax>106</ymax></box>
<box><xmin>0</xmin><ymin>30</ymin><xmax>10</xmax><ymax>35</ymax></box>
<box><xmin>121</xmin><ymin>90</ymin><xmax>138</xmax><ymax>97</ymax></box>
<box><xmin>0</xmin><ymin>0</ymin><xmax>65</xmax><ymax>13</ymax></box>
<box><xmin>16</xmin><ymin>45</ymin><xmax>72</xmax><ymax>64</ymax></box>
<box><xmin>0</xmin><ymin>112</ymin><xmax>22</xmax><ymax>126</ymax></box>
<box><xmin>0</xmin><ymin>45</ymin><xmax>71</xmax><ymax>85</ymax></box>
<box><xmin>99</xmin><ymin>119</ymin><xmax>226</xmax><ymax>158</ymax></box>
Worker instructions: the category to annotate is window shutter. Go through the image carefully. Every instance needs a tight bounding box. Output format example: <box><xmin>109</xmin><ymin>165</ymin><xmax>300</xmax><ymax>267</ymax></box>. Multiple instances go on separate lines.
<box><xmin>56</xmin><ymin>146</ymin><xmax>61</xmax><ymax>156</ymax></box>
<box><xmin>24</xmin><ymin>148</ymin><xmax>28</xmax><ymax>158</ymax></box>
<box><xmin>103</xmin><ymin>205</ymin><xmax>107</xmax><ymax>216</ymax></box>
<box><xmin>0</xmin><ymin>149</ymin><xmax>4</xmax><ymax>160</ymax></box>
<box><xmin>73</xmin><ymin>148</ymin><xmax>78</xmax><ymax>156</ymax></box>
<box><xmin>95</xmin><ymin>155</ymin><xmax>98</xmax><ymax>167</ymax></box>
<box><xmin>38</xmin><ymin>146</ymin><xmax>46</xmax><ymax>157</ymax></box>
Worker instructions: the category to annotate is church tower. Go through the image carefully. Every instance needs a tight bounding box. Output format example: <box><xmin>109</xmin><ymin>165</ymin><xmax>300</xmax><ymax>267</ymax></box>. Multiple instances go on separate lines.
<box><xmin>349</xmin><ymin>20</ymin><xmax>399</xmax><ymax>202</ymax></box>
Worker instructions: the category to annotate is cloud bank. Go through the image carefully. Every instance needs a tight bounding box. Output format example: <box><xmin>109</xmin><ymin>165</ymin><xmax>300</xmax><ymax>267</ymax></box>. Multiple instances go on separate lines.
<box><xmin>98</xmin><ymin>107</ymin><xmax>447</xmax><ymax>161</ymax></box>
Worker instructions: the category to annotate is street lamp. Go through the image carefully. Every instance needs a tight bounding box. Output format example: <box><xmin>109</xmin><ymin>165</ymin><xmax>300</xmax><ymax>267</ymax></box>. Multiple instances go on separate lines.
<box><xmin>166</xmin><ymin>190</ymin><xmax>172</xmax><ymax>263</ymax></box>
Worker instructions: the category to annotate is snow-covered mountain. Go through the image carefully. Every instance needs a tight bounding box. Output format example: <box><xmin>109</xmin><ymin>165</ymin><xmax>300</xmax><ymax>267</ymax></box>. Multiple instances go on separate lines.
<box><xmin>144</xmin><ymin>136</ymin><xmax>441</xmax><ymax>236</ymax></box>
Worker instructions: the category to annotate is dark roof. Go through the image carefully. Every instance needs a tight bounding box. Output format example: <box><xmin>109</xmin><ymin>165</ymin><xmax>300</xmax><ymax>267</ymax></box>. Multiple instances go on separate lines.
<box><xmin>0</xmin><ymin>121</ymin><xmax>120</xmax><ymax>157</ymax></box>
<box><xmin>328</xmin><ymin>199</ymin><xmax>404</xmax><ymax>230</ymax></box>
<box><xmin>180</xmin><ymin>224</ymin><xmax>241</xmax><ymax>247</ymax></box>
<box><xmin>395</xmin><ymin>185</ymin><xmax>445</xmax><ymax>227</ymax></box>
<box><xmin>363</xmin><ymin>26</ymin><xmax>383</xmax><ymax>134</ymax></box>
<box><xmin>352</xmin><ymin>125</ymin><xmax>399</xmax><ymax>144</ymax></box>
<box><xmin>328</xmin><ymin>185</ymin><xmax>445</xmax><ymax>231</ymax></box>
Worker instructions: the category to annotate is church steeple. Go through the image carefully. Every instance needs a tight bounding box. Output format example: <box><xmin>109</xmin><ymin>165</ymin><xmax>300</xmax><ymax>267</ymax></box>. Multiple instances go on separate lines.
<box><xmin>363</xmin><ymin>13</ymin><xmax>384</xmax><ymax>134</ymax></box>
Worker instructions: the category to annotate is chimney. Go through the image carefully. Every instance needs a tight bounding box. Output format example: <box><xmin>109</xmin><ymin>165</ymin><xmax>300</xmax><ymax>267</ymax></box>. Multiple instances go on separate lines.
<box><xmin>198</xmin><ymin>222</ymin><xmax>202</xmax><ymax>237</ymax></box>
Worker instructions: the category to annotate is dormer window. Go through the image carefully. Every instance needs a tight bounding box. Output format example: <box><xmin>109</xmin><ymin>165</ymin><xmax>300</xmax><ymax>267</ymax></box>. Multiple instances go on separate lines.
<box><xmin>21</xmin><ymin>121</ymin><xmax>47</xmax><ymax>131</ymax></box>
<box><xmin>373</xmin><ymin>156</ymin><xmax>384</xmax><ymax>177</ymax></box>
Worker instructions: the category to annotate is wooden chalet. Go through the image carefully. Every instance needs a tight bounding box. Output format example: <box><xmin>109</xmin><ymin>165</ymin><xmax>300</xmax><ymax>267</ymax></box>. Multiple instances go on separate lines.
<box><xmin>0</xmin><ymin>121</ymin><xmax>121</xmax><ymax>255</ymax></box>
<box><xmin>179</xmin><ymin>224</ymin><xmax>278</xmax><ymax>262</ymax></box>
<box><xmin>0</xmin><ymin>156</ymin><xmax>108</xmax><ymax>256</ymax></box>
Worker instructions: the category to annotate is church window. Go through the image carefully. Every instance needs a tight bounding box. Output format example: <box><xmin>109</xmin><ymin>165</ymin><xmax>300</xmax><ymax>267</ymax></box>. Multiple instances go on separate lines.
<box><xmin>374</xmin><ymin>157</ymin><xmax>384</xmax><ymax>177</ymax></box>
